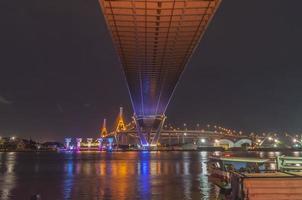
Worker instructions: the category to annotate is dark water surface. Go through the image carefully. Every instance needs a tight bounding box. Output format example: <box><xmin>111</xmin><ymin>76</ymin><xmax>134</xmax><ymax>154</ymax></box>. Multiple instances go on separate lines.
<box><xmin>0</xmin><ymin>151</ymin><xmax>301</xmax><ymax>200</ymax></box>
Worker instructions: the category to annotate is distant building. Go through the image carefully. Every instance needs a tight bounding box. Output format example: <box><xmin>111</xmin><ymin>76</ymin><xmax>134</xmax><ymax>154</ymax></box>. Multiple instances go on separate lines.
<box><xmin>41</xmin><ymin>142</ymin><xmax>63</xmax><ymax>150</ymax></box>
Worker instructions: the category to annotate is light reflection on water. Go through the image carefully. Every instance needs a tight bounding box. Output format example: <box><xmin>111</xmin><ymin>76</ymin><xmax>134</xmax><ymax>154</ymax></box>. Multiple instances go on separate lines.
<box><xmin>0</xmin><ymin>151</ymin><xmax>301</xmax><ymax>200</ymax></box>
<box><xmin>200</xmin><ymin>151</ymin><xmax>210</xmax><ymax>200</ymax></box>
<box><xmin>63</xmin><ymin>158</ymin><xmax>73</xmax><ymax>200</ymax></box>
<box><xmin>0</xmin><ymin>152</ymin><xmax>16</xmax><ymax>200</ymax></box>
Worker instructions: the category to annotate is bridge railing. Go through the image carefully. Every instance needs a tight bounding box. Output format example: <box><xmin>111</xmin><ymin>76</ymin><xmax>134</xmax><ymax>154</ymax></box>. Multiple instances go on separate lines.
<box><xmin>276</xmin><ymin>155</ymin><xmax>302</xmax><ymax>171</ymax></box>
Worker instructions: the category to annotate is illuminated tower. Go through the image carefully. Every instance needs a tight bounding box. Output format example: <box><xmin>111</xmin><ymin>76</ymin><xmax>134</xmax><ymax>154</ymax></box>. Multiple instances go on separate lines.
<box><xmin>100</xmin><ymin>118</ymin><xmax>108</xmax><ymax>138</ymax></box>
<box><xmin>76</xmin><ymin>138</ymin><xmax>82</xmax><ymax>150</ymax></box>
<box><xmin>87</xmin><ymin>138</ymin><xmax>93</xmax><ymax>148</ymax></box>
<box><xmin>116</xmin><ymin>107</ymin><xmax>126</xmax><ymax>132</ymax></box>
<box><xmin>99</xmin><ymin>0</ymin><xmax>222</xmax><ymax>147</ymax></box>
<box><xmin>65</xmin><ymin>138</ymin><xmax>72</xmax><ymax>150</ymax></box>
<box><xmin>97</xmin><ymin>138</ymin><xmax>103</xmax><ymax>150</ymax></box>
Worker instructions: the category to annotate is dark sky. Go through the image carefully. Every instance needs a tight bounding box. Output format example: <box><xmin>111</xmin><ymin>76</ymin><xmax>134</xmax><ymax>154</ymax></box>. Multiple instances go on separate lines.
<box><xmin>1</xmin><ymin>0</ymin><xmax>302</xmax><ymax>141</ymax></box>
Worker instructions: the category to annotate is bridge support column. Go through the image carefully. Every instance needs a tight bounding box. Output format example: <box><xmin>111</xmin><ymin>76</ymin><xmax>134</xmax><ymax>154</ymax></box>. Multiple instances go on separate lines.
<box><xmin>97</xmin><ymin>138</ymin><xmax>103</xmax><ymax>151</ymax></box>
<box><xmin>151</xmin><ymin>116</ymin><xmax>166</xmax><ymax>146</ymax></box>
<box><xmin>133</xmin><ymin>115</ymin><xmax>166</xmax><ymax>148</ymax></box>
<box><xmin>114</xmin><ymin>133</ymin><xmax>119</xmax><ymax>148</ymax></box>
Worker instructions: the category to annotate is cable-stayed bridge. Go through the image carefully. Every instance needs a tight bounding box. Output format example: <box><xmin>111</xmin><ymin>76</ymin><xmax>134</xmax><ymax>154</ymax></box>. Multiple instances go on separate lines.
<box><xmin>98</xmin><ymin>0</ymin><xmax>222</xmax><ymax>147</ymax></box>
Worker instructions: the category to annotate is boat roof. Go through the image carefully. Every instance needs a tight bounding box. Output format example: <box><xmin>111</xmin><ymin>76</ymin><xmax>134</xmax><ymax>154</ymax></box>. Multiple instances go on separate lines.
<box><xmin>209</xmin><ymin>156</ymin><xmax>270</xmax><ymax>163</ymax></box>
<box><xmin>243</xmin><ymin>171</ymin><xmax>302</xmax><ymax>178</ymax></box>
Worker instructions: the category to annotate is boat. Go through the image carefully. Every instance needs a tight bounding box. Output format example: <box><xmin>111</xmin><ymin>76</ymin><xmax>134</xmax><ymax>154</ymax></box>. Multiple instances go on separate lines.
<box><xmin>231</xmin><ymin>156</ymin><xmax>302</xmax><ymax>199</ymax></box>
<box><xmin>208</xmin><ymin>155</ymin><xmax>302</xmax><ymax>199</ymax></box>
<box><xmin>208</xmin><ymin>156</ymin><xmax>271</xmax><ymax>192</ymax></box>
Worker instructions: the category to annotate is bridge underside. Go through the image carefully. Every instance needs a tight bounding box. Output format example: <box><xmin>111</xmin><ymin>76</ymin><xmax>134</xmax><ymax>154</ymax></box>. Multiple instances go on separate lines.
<box><xmin>99</xmin><ymin>0</ymin><xmax>221</xmax><ymax>146</ymax></box>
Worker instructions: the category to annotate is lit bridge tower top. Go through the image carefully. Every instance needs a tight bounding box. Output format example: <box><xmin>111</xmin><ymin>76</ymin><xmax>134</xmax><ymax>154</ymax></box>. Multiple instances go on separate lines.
<box><xmin>99</xmin><ymin>0</ymin><xmax>222</xmax><ymax>147</ymax></box>
<box><xmin>100</xmin><ymin>118</ymin><xmax>108</xmax><ymax>138</ymax></box>
<box><xmin>116</xmin><ymin>107</ymin><xmax>126</xmax><ymax>132</ymax></box>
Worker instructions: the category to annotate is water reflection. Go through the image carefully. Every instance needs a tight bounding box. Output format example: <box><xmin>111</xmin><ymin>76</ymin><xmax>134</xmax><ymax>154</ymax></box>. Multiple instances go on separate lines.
<box><xmin>0</xmin><ymin>152</ymin><xmax>16</xmax><ymax>200</ymax></box>
<box><xmin>138</xmin><ymin>152</ymin><xmax>151</xmax><ymax>199</ymax></box>
<box><xmin>63</xmin><ymin>155</ymin><xmax>74</xmax><ymax>200</ymax></box>
<box><xmin>0</xmin><ymin>151</ymin><xmax>301</xmax><ymax>200</ymax></box>
<box><xmin>182</xmin><ymin>152</ymin><xmax>192</xmax><ymax>200</ymax></box>
<box><xmin>199</xmin><ymin>152</ymin><xmax>210</xmax><ymax>200</ymax></box>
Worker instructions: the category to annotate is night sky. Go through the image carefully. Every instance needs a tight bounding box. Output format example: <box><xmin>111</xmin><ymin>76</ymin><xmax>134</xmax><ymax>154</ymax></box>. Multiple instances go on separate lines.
<box><xmin>1</xmin><ymin>0</ymin><xmax>302</xmax><ymax>141</ymax></box>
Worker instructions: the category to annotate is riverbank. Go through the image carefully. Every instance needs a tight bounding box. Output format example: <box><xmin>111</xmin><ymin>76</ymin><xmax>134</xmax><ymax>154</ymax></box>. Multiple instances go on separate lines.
<box><xmin>0</xmin><ymin>149</ymin><xmax>58</xmax><ymax>152</ymax></box>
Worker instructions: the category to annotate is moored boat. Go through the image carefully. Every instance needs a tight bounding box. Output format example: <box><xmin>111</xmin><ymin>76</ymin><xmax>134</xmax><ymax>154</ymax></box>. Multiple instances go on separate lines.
<box><xmin>208</xmin><ymin>156</ymin><xmax>271</xmax><ymax>192</ymax></box>
<box><xmin>208</xmin><ymin>155</ymin><xmax>302</xmax><ymax>199</ymax></box>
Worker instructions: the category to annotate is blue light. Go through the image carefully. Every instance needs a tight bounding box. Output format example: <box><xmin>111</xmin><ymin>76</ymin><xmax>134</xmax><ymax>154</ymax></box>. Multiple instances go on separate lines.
<box><xmin>138</xmin><ymin>152</ymin><xmax>151</xmax><ymax>199</ymax></box>
<box><xmin>141</xmin><ymin>142</ymin><xmax>150</xmax><ymax>147</ymax></box>
<box><xmin>107</xmin><ymin>146</ymin><xmax>113</xmax><ymax>152</ymax></box>
<box><xmin>64</xmin><ymin>159</ymin><xmax>74</xmax><ymax>199</ymax></box>
<box><xmin>107</xmin><ymin>138</ymin><xmax>114</xmax><ymax>151</ymax></box>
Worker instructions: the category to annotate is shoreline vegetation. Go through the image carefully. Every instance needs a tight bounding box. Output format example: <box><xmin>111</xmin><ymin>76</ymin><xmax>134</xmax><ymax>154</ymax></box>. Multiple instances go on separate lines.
<box><xmin>0</xmin><ymin>136</ymin><xmax>63</xmax><ymax>152</ymax></box>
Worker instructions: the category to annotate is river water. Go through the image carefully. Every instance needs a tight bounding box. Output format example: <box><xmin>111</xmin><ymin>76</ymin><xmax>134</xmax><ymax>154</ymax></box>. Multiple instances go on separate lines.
<box><xmin>0</xmin><ymin>151</ymin><xmax>301</xmax><ymax>200</ymax></box>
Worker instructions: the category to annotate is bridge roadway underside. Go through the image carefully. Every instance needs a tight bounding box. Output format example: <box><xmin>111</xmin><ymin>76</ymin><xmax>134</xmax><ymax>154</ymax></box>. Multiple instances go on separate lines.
<box><xmin>99</xmin><ymin>0</ymin><xmax>222</xmax><ymax>146</ymax></box>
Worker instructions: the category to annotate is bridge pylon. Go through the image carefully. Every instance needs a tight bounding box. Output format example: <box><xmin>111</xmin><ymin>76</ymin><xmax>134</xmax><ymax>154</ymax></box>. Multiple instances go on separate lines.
<box><xmin>133</xmin><ymin>115</ymin><xmax>166</xmax><ymax>147</ymax></box>
<box><xmin>116</xmin><ymin>107</ymin><xmax>126</xmax><ymax>132</ymax></box>
<box><xmin>100</xmin><ymin>118</ymin><xmax>108</xmax><ymax>138</ymax></box>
